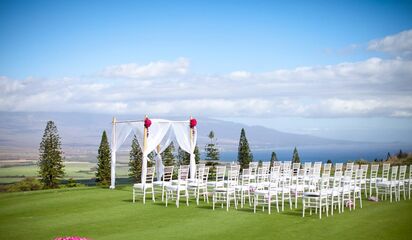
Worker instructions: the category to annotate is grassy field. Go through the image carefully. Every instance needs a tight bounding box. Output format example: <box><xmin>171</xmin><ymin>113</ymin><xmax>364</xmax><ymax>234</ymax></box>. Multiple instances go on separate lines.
<box><xmin>0</xmin><ymin>186</ymin><xmax>411</xmax><ymax>240</ymax></box>
<box><xmin>0</xmin><ymin>162</ymin><xmax>130</xmax><ymax>184</ymax></box>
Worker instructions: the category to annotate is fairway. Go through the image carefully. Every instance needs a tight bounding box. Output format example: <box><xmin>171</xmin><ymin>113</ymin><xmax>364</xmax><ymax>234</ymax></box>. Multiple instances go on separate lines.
<box><xmin>1</xmin><ymin>187</ymin><xmax>411</xmax><ymax>240</ymax></box>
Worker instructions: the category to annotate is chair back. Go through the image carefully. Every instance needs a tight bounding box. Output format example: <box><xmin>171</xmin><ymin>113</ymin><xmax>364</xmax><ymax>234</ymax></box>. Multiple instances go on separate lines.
<box><xmin>323</xmin><ymin>163</ymin><xmax>332</xmax><ymax>177</ymax></box>
<box><xmin>399</xmin><ymin>165</ymin><xmax>407</xmax><ymax>181</ymax></box>
<box><xmin>146</xmin><ymin>167</ymin><xmax>155</xmax><ymax>184</ymax></box>
<box><xmin>313</xmin><ymin>162</ymin><xmax>322</xmax><ymax>178</ymax></box>
<box><xmin>262</xmin><ymin>162</ymin><xmax>270</xmax><ymax>168</ymax></box>
<box><xmin>292</xmin><ymin>162</ymin><xmax>300</xmax><ymax>176</ymax></box>
<box><xmin>360</xmin><ymin>164</ymin><xmax>368</xmax><ymax>179</ymax></box>
<box><xmin>227</xmin><ymin>169</ymin><xmax>239</xmax><ymax>187</ymax></box>
<box><xmin>332</xmin><ymin>171</ymin><xmax>342</xmax><ymax>189</ymax></box>
<box><xmin>353</xmin><ymin>169</ymin><xmax>363</xmax><ymax>188</ymax></box>
<box><xmin>163</xmin><ymin>166</ymin><xmax>174</xmax><ymax>182</ymax></box>
<box><xmin>334</xmin><ymin>163</ymin><xmax>343</xmax><ymax>173</ymax></box>
<box><xmin>382</xmin><ymin>163</ymin><xmax>390</xmax><ymax>180</ymax></box>
<box><xmin>177</xmin><ymin>167</ymin><xmax>189</xmax><ymax>184</ymax></box>
<box><xmin>215</xmin><ymin>165</ymin><xmax>226</xmax><ymax>183</ymax></box>
<box><xmin>241</xmin><ymin>168</ymin><xmax>251</xmax><ymax>186</ymax></box>
<box><xmin>370</xmin><ymin>164</ymin><xmax>379</xmax><ymax>179</ymax></box>
<box><xmin>304</xmin><ymin>162</ymin><xmax>312</xmax><ymax>174</ymax></box>
<box><xmin>345</xmin><ymin>162</ymin><xmax>354</xmax><ymax>172</ymax></box>
<box><xmin>390</xmin><ymin>166</ymin><xmax>398</xmax><ymax>181</ymax></box>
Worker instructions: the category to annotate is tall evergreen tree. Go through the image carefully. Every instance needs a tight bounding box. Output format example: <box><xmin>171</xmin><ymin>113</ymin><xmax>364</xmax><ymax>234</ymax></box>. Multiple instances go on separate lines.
<box><xmin>292</xmin><ymin>147</ymin><xmax>300</xmax><ymax>163</ymax></box>
<box><xmin>129</xmin><ymin>135</ymin><xmax>143</xmax><ymax>182</ymax></box>
<box><xmin>162</xmin><ymin>142</ymin><xmax>175</xmax><ymax>166</ymax></box>
<box><xmin>270</xmin><ymin>151</ymin><xmax>278</xmax><ymax>168</ymax></box>
<box><xmin>237</xmin><ymin>128</ymin><xmax>253</xmax><ymax>170</ymax></box>
<box><xmin>194</xmin><ymin>145</ymin><xmax>200</xmax><ymax>164</ymax></box>
<box><xmin>38</xmin><ymin>121</ymin><xmax>65</xmax><ymax>188</ymax></box>
<box><xmin>177</xmin><ymin>145</ymin><xmax>201</xmax><ymax>165</ymax></box>
<box><xmin>205</xmin><ymin>131</ymin><xmax>220</xmax><ymax>175</ymax></box>
<box><xmin>96</xmin><ymin>130</ymin><xmax>111</xmax><ymax>186</ymax></box>
<box><xmin>177</xmin><ymin>146</ymin><xmax>190</xmax><ymax>165</ymax></box>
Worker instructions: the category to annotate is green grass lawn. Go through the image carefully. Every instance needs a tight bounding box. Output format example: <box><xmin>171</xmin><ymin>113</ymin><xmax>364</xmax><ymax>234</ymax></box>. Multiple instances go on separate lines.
<box><xmin>1</xmin><ymin>186</ymin><xmax>412</xmax><ymax>240</ymax></box>
<box><xmin>0</xmin><ymin>162</ymin><xmax>130</xmax><ymax>183</ymax></box>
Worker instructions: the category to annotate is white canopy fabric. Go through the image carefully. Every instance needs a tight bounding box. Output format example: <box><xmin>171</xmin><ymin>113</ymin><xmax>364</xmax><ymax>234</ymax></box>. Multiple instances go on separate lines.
<box><xmin>110</xmin><ymin>118</ymin><xmax>196</xmax><ymax>189</ymax></box>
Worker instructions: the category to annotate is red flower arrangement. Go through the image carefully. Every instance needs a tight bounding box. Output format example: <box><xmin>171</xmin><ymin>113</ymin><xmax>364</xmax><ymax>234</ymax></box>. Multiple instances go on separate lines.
<box><xmin>144</xmin><ymin>117</ymin><xmax>152</xmax><ymax>128</ymax></box>
<box><xmin>190</xmin><ymin>118</ymin><xmax>197</xmax><ymax>128</ymax></box>
<box><xmin>144</xmin><ymin>117</ymin><xmax>151</xmax><ymax>137</ymax></box>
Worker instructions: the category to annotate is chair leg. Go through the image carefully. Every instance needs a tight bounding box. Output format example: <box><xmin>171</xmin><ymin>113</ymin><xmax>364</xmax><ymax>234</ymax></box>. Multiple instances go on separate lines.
<box><xmin>152</xmin><ymin>187</ymin><xmax>155</xmax><ymax>202</ymax></box>
<box><xmin>186</xmin><ymin>189</ymin><xmax>189</xmax><ymax>206</ymax></box>
<box><xmin>143</xmin><ymin>188</ymin><xmax>146</xmax><ymax>204</ymax></box>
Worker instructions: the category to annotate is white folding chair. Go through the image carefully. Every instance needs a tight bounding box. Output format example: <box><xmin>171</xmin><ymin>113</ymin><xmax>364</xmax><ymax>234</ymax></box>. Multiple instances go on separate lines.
<box><xmin>303</xmin><ymin>176</ymin><xmax>329</xmax><ymax>219</ymax></box>
<box><xmin>153</xmin><ymin>166</ymin><xmax>174</xmax><ymax>202</ymax></box>
<box><xmin>368</xmin><ymin>164</ymin><xmax>379</xmax><ymax>197</ymax></box>
<box><xmin>397</xmin><ymin>165</ymin><xmax>407</xmax><ymax>200</ymax></box>
<box><xmin>133</xmin><ymin>167</ymin><xmax>155</xmax><ymax>204</ymax></box>
<box><xmin>351</xmin><ymin>169</ymin><xmax>363</xmax><ymax>209</ymax></box>
<box><xmin>165</xmin><ymin>167</ymin><xmax>189</xmax><ymax>208</ymax></box>
<box><xmin>212</xmin><ymin>169</ymin><xmax>238</xmax><ymax>211</ymax></box>
<box><xmin>254</xmin><ymin>170</ymin><xmax>280</xmax><ymax>214</ymax></box>
<box><xmin>360</xmin><ymin>164</ymin><xmax>369</xmax><ymax>197</ymax></box>
<box><xmin>188</xmin><ymin>166</ymin><xmax>209</xmax><ymax>205</ymax></box>
<box><xmin>377</xmin><ymin>165</ymin><xmax>398</xmax><ymax>202</ymax></box>
<box><xmin>328</xmin><ymin>171</ymin><xmax>342</xmax><ymax>215</ymax></box>
<box><xmin>406</xmin><ymin>165</ymin><xmax>412</xmax><ymax>200</ymax></box>
<box><xmin>236</xmin><ymin>168</ymin><xmax>252</xmax><ymax>208</ymax></box>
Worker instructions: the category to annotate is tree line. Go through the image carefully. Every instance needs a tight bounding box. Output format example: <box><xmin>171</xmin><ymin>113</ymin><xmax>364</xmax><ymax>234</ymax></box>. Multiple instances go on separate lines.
<box><xmin>38</xmin><ymin>121</ymin><xmax>304</xmax><ymax>188</ymax></box>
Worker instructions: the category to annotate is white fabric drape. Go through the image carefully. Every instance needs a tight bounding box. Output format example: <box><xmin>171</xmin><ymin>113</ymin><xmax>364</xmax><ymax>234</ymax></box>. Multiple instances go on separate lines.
<box><xmin>171</xmin><ymin>122</ymin><xmax>197</xmax><ymax>179</ymax></box>
<box><xmin>110</xmin><ymin>118</ymin><xmax>197</xmax><ymax>188</ymax></box>
<box><xmin>153</xmin><ymin>127</ymin><xmax>175</xmax><ymax>180</ymax></box>
<box><xmin>141</xmin><ymin>120</ymin><xmax>171</xmax><ymax>183</ymax></box>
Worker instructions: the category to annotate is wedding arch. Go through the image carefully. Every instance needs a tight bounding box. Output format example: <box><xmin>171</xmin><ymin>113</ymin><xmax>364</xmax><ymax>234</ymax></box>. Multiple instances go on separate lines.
<box><xmin>109</xmin><ymin>116</ymin><xmax>197</xmax><ymax>189</ymax></box>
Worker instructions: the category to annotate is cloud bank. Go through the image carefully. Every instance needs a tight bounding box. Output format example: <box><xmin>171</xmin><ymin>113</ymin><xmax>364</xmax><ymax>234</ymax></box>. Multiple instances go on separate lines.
<box><xmin>1</xmin><ymin>30</ymin><xmax>412</xmax><ymax>118</ymax></box>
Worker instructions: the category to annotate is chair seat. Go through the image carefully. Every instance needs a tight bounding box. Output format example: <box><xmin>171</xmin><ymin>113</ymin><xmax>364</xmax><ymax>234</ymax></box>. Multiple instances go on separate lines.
<box><xmin>377</xmin><ymin>181</ymin><xmax>397</xmax><ymax>187</ymax></box>
<box><xmin>207</xmin><ymin>181</ymin><xmax>224</xmax><ymax>187</ymax></box>
<box><xmin>303</xmin><ymin>191</ymin><xmax>328</xmax><ymax>197</ymax></box>
<box><xmin>213</xmin><ymin>187</ymin><xmax>235</xmax><ymax>193</ymax></box>
<box><xmin>188</xmin><ymin>182</ymin><xmax>207</xmax><ymax>188</ymax></box>
<box><xmin>133</xmin><ymin>183</ymin><xmax>153</xmax><ymax>189</ymax></box>
<box><xmin>166</xmin><ymin>185</ymin><xmax>187</xmax><ymax>191</ymax></box>
<box><xmin>235</xmin><ymin>185</ymin><xmax>250</xmax><ymax>191</ymax></box>
<box><xmin>153</xmin><ymin>181</ymin><xmax>172</xmax><ymax>186</ymax></box>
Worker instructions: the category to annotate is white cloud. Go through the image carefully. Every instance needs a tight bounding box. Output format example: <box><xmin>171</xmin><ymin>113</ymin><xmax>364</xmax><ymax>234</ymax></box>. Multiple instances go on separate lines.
<box><xmin>1</xmin><ymin>56</ymin><xmax>412</xmax><ymax>118</ymax></box>
<box><xmin>101</xmin><ymin>57</ymin><xmax>189</xmax><ymax>79</ymax></box>
<box><xmin>368</xmin><ymin>29</ymin><xmax>412</xmax><ymax>56</ymax></box>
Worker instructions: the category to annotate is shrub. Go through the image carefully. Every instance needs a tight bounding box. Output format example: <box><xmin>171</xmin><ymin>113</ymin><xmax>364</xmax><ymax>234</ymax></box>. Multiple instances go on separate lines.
<box><xmin>65</xmin><ymin>178</ymin><xmax>85</xmax><ymax>188</ymax></box>
<box><xmin>7</xmin><ymin>177</ymin><xmax>43</xmax><ymax>192</ymax></box>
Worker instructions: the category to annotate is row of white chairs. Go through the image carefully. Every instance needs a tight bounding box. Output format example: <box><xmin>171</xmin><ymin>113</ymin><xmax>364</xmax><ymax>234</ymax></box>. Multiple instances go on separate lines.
<box><xmin>132</xmin><ymin>161</ymin><xmax>412</xmax><ymax>218</ymax></box>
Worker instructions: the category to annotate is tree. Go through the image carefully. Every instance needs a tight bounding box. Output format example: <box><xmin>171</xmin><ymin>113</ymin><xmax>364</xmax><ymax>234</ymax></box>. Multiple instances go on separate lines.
<box><xmin>38</xmin><ymin>121</ymin><xmax>65</xmax><ymax>188</ymax></box>
<box><xmin>397</xmin><ymin>149</ymin><xmax>407</xmax><ymax>159</ymax></box>
<box><xmin>386</xmin><ymin>152</ymin><xmax>391</xmax><ymax>161</ymax></box>
<box><xmin>205</xmin><ymin>131</ymin><xmax>220</xmax><ymax>175</ymax></box>
<box><xmin>129</xmin><ymin>135</ymin><xmax>143</xmax><ymax>182</ymax></box>
<box><xmin>96</xmin><ymin>130</ymin><xmax>111</xmax><ymax>186</ymax></box>
<box><xmin>237</xmin><ymin>128</ymin><xmax>253</xmax><ymax>170</ymax></box>
<box><xmin>327</xmin><ymin>159</ymin><xmax>332</xmax><ymax>164</ymax></box>
<box><xmin>270</xmin><ymin>151</ymin><xmax>278</xmax><ymax>168</ymax></box>
<box><xmin>194</xmin><ymin>145</ymin><xmax>200</xmax><ymax>164</ymax></box>
<box><xmin>162</xmin><ymin>142</ymin><xmax>175</xmax><ymax>166</ymax></box>
<box><xmin>177</xmin><ymin>146</ymin><xmax>190</xmax><ymax>165</ymax></box>
<box><xmin>292</xmin><ymin>147</ymin><xmax>300</xmax><ymax>163</ymax></box>
<box><xmin>205</xmin><ymin>131</ymin><xmax>220</xmax><ymax>161</ymax></box>
<box><xmin>177</xmin><ymin>145</ymin><xmax>201</xmax><ymax>165</ymax></box>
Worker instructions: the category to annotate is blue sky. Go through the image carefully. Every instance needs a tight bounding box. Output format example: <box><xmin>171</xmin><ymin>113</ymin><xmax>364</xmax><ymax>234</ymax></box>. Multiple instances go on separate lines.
<box><xmin>1</xmin><ymin>0</ymin><xmax>412</xmax><ymax>142</ymax></box>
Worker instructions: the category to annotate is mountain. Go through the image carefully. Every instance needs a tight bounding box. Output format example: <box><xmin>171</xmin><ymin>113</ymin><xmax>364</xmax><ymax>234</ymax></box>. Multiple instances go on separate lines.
<box><xmin>0</xmin><ymin>111</ymin><xmax>409</xmax><ymax>162</ymax></box>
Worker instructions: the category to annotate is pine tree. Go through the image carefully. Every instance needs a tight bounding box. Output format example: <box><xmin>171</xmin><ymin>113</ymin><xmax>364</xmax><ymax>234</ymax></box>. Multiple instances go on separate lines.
<box><xmin>237</xmin><ymin>128</ymin><xmax>253</xmax><ymax>170</ymax></box>
<box><xmin>162</xmin><ymin>142</ymin><xmax>175</xmax><ymax>166</ymax></box>
<box><xmin>292</xmin><ymin>147</ymin><xmax>300</xmax><ymax>163</ymax></box>
<box><xmin>177</xmin><ymin>146</ymin><xmax>190</xmax><ymax>165</ymax></box>
<box><xmin>96</xmin><ymin>130</ymin><xmax>111</xmax><ymax>186</ymax></box>
<box><xmin>38</xmin><ymin>121</ymin><xmax>65</xmax><ymax>188</ymax></box>
<box><xmin>129</xmin><ymin>135</ymin><xmax>143</xmax><ymax>182</ymax></box>
<box><xmin>194</xmin><ymin>145</ymin><xmax>200</xmax><ymax>164</ymax></box>
<box><xmin>177</xmin><ymin>145</ymin><xmax>200</xmax><ymax>165</ymax></box>
<box><xmin>270</xmin><ymin>151</ymin><xmax>278</xmax><ymax>168</ymax></box>
<box><xmin>386</xmin><ymin>152</ymin><xmax>391</xmax><ymax>161</ymax></box>
<box><xmin>205</xmin><ymin>131</ymin><xmax>220</xmax><ymax>175</ymax></box>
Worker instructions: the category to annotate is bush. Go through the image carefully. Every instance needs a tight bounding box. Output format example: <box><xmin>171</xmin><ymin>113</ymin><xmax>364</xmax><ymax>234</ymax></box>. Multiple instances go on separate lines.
<box><xmin>7</xmin><ymin>177</ymin><xmax>43</xmax><ymax>192</ymax></box>
<box><xmin>65</xmin><ymin>178</ymin><xmax>85</xmax><ymax>188</ymax></box>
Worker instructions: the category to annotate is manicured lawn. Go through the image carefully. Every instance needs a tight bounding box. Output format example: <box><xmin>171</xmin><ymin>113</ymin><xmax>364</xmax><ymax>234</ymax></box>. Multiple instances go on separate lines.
<box><xmin>0</xmin><ymin>187</ymin><xmax>412</xmax><ymax>240</ymax></box>
<box><xmin>0</xmin><ymin>162</ymin><xmax>129</xmax><ymax>183</ymax></box>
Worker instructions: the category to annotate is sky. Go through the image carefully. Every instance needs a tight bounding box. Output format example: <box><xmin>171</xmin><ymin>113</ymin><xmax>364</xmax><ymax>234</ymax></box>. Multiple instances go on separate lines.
<box><xmin>0</xmin><ymin>0</ymin><xmax>412</xmax><ymax>142</ymax></box>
